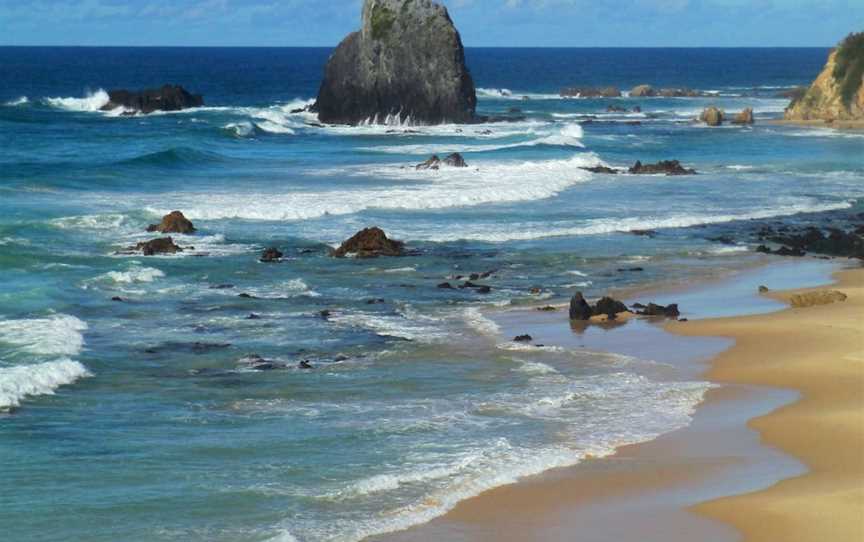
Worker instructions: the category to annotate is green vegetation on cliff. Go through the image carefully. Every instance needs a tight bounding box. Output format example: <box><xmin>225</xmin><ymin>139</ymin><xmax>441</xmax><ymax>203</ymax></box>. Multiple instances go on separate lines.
<box><xmin>370</xmin><ymin>5</ymin><xmax>396</xmax><ymax>40</ymax></box>
<box><xmin>833</xmin><ymin>32</ymin><xmax>864</xmax><ymax>107</ymax></box>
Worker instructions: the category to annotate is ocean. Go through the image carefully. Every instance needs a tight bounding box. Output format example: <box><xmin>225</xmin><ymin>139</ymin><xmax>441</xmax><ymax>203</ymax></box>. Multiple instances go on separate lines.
<box><xmin>1</xmin><ymin>47</ymin><xmax>862</xmax><ymax>542</ymax></box>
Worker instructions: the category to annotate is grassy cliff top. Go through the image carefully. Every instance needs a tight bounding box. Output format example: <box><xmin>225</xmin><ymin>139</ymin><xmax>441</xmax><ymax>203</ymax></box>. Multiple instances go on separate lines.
<box><xmin>833</xmin><ymin>32</ymin><xmax>864</xmax><ymax>107</ymax></box>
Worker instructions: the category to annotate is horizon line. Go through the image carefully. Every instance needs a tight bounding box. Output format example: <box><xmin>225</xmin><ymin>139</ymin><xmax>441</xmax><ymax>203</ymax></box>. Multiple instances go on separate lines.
<box><xmin>0</xmin><ymin>44</ymin><xmax>834</xmax><ymax>49</ymax></box>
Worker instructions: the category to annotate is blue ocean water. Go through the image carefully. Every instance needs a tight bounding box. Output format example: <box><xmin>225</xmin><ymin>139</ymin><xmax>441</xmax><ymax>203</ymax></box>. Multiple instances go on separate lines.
<box><xmin>1</xmin><ymin>47</ymin><xmax>862</xmax><ymax>542</ymax></box>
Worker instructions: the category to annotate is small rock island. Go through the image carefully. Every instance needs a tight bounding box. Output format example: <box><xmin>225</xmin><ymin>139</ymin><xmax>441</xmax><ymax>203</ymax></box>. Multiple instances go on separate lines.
<box><xmin>314</xmin><ymin>0</ymin><xmax>477</xmax><ymax>125</ymax></box>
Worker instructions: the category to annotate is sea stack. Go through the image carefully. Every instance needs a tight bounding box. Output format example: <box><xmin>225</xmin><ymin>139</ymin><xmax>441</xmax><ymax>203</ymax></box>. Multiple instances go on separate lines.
<box><xmin>785</xmin><ymin>32</ymin><xmax>864</xmax><ymax>121</ymax></box>
<box><xmin>314</xmin><ymin>0</ymin><xmax>477</xmax><ymax>125</ymax></box>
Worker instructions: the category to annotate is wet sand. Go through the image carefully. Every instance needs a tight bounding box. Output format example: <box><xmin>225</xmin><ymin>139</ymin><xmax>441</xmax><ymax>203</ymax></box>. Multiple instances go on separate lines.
<box><xmin>376</xmin><ymin>259</ymin><xmax>862</xmax><ymax>542</ymax></box>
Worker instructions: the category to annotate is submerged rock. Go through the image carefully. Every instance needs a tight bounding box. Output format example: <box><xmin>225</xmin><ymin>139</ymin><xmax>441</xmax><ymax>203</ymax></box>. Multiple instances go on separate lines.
<box><xmin>314</xmin><ymin>0</ymin><xmax>477</xmax><ymax>125</ymax></box>
<box><xmin>332</xmin><ymin>227</ymin><xmax>404</xmax><ymax>258</ymax></box>
<box><xmin>101</xmin><ymin>85</ymin><xmax>203</xmax><ymax>114</ymax></box>
<box><xmin>416</xmin><ymin>152</ymin><xmax>468</xmax><ymax>170</ymax></box>
<box><xmin>628</xmin><ymin>160</ymin><xmax>696</xmax><ymax>175</ymax></box>
<box><xmin>658</xmin><ymin>88</ymin><xmax>701</xmax><ymax>97</ymax></box>
<box><xmin>147</xmin><ymin>211</ymin><xmax>195</xmax><ymax>234</ymax></box>
<box><xmin>580</xmin><ymin>165</ymin><xmax>619</xmax><ymax>174</ymax></box>
<box><xmin>513</xmin><ymin>334</ymin><xmax>533</xmax><ymax>342</ymax></box>
<box><xmin>260</xmin><ymin>247</ymin><xmax>284</xmax><ymax>263</ymax></box>
<box><xmin>135</xmin><ymin>237</ymin><xmax>183</xmax><ymax>256</ymax></box>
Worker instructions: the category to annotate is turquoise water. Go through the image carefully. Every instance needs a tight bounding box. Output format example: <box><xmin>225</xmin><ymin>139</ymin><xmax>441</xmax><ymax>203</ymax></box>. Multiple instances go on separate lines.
<box><xmin>1</xmin><ymin>47</ymin><xmax>862</xmax><ymax>541</ymax></box>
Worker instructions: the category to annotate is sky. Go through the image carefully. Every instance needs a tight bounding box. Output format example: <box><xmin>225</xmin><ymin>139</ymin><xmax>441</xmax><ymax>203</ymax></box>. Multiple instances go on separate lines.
<box><xmin>0</xmin><ymin>0</ymin><xmax>861</xmax><ymax>47</ymax></box>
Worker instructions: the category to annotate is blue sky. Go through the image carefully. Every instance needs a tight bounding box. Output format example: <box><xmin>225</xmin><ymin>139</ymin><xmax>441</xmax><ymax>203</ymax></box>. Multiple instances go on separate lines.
<box><xmin>1</xmin><ymin>0</ymin><xmax>861</xmax><ymax>47</ymax></box>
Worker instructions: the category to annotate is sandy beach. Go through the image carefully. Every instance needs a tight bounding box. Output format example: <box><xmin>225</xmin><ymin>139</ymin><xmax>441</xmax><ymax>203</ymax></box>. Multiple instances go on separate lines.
<box><xmin>380</xmin><ymin>261</ymin><xmax>864</xmax><ymax>542</ymax></box>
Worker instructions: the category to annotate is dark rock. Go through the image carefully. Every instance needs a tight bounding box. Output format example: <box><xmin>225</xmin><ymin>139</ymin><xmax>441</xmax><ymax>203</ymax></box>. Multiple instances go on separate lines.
<box><xmin>537</xmin><ymin>306</ymin><xmax>557</xmax><ymax>312</ymax></box>
<box><xmin>476</xmin><ymin>285</ymin><xmax>491</xmax><ymax>294</ymax></box>
<box><xmin>513</xmin><ymin>334</ymin><xmax>533</xmax><ymax>342</ymax></box>
<box><xmin>147</xmin><ymin>211</ymin><xmax>196</xmax><ymax>234</ymax></box>
<box><xmin>101</xmin><ymin>85</ymin><xmax>203</xmax><ymax>114</ymax></box>
<box><xmin>314</xmin><ymin>0</ymin><xmax>476</xmax><ymax>125</ymax></box>
<box><xmin>332</xmin><ymin>227</ymin><xmax>404</xmax><ymax>258</ymax></box>
<box><xmin>319</xmin><ymin>310</ymin><xmax>331</xmax><ymax>319</ymax></box>
<box><xmin>416</xmin><ymin>152</ymin><xmax>468</xmax><ymax>169</ymax></box>
<box><xmin>631</xmin><ymin>302</ymin><xmax>646</xmax><ymax>309</ymax></box>
<box><xmin>246</xmin><ymin>313</ymin><xmax>261</xmax><ymax>320</ymax></box>
<box><xmin>210</xmin><ymin>284</ymin><xmax>235</xmax><ymax>289</ymax></box>
<box><xmin>260</xmin><ymin>247</ymin><xmax>284</xmax><ymax>263</ymax></box>
<box><xmin>631</xmin><ymin>229</ymin><xmax>657</xmax><ymax>237</ymax></box>
<box><xmin>758</xmin><ymin>285</ymin><xmax>770</xmax><ymax>293</ymax></box>
<box><xmin>569</xmin><ymin>292</ymin><xmax>593</xmax><ymax>320</ymax></box>
<box><xmin>239</xmin><ymin>354</ymin><xmax>278</xmax><ymax>371</ymax></box>
<box><xmin>638</xmin><ymin>303</ymin><xmax>680</xmax><ymax>318</ymax></box>
<box><xmin>111</xmin><ymin>296</ymin><xmax>124</xmax><ymax>302</ymax></box>
<box><xmin>238</xmin><ymin>293</ymin><xmax>257</xmax><ymax>299</ymax></box>
<box><xmin>632</xmin><ymin>106</ymin><xmax>642</xmax><ymax>113</ymax></box>
<box><xmin>366</xmin><ymin>298</ymin><xmax>386</xmax><ymax>304</ymax></box>
<box><xmin>606</xmin><ymin>105</ymin><xmax>627</xmax><ymax>112</ymax></box>
<box><xmin>135</xmin><ymin>237</ymin><xmax>183</xmax><ymax>256</ymax></box>
<box><xmin>628</xmin><ymin>160</ymin><xmax>696</xmax><ymax>175</ymax></box>
<box><xmin>298</xmin><ymin>360</ymin><xmax>314</xmax><ymax>370</ymax></box>
<box><xmin>593</xmin><ymin>297</ymin><xmax>629</xmax><ymax>318</ymax></box>
<box><xmin>708</xmin><ymin>235</ymin><xmax>736</xmax><ymax>245</ymax></box>
<box><xmin>775</xmin><ymin>246</ymin><xmax>806</xmax><ymax>257</ymax></box>
<box><xmin>580</xmin><ymin>165</ymin><xmax>619</xmax><ymax>174</ymax></box>
<box><xmin>437</xmin><ymin>282</ymin><xmax>454</xmax><ymax>289</ymax></box>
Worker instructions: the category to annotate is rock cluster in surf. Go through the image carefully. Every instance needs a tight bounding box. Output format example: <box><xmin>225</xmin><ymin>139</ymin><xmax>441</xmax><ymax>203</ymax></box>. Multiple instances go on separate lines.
<box><xmin>314</xmin><ymin>0</ymin><xmax>477</xmax><ymax>125</ymax></box>
<box><xmin>101</xmin><ymin>85</ymin><xmax>203</xmax><ymax>114</ymax></box>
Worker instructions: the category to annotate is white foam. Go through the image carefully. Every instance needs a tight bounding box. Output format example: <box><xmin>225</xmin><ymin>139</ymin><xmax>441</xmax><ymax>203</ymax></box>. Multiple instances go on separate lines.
<box><xmin>146</xmin><ymin>154</ymin><xmax>599</xmax><ymax>222</ymax></box>
<box><xmin>44</xmin><ymin>89</ymin><xmax>111</xmax><ymax>112</ymax></box>
<box><xmin>462</xmin><ymin>307</ymin><xmax>501</xmax><ymax>337</ymax></box>
<box><xmin>413</xmin><ymin>200</ymin><xmax>854</xmax><ymax>243</ymax></box>
<box><xmin>101</xmin><ymin>266</ymin><xmax>165</xmax><ymax>284</ymax></box>
<box><xmin>476</xmin><ymin>88</ymin><xmax>561</xmax><ymax>100</ymax></box>
<box><xmin>0</xmin><ymin>314</ymin><xmax>88</xmax><ymax>358</ymax></box>
<box><xmin>224</xmin><ymin>121</ymin><xmax>256</xmax><ymax>138</ymax></box>
<box><xmin>0</xmin><ymin>360</ymin><xmax>92</xmax><ymax>411</ymax></box>
<box><xmin>512</xmin><ymin>359</ymin><xmax>559</xmax><ymax>375</ymax></box>
<box><xmin>329</xmin><ymin>311</ymin><xmax>447</xmax><ymax>343</ymax></box>
<box><xmin>50</xmin><ymin>213</ymin><xmax>127</xmax><ymax>231</ymax></box>
<box><xmin>4</xmin><ymin>96</ymin><xmax>29</xmax><ymax>106</ymax></box>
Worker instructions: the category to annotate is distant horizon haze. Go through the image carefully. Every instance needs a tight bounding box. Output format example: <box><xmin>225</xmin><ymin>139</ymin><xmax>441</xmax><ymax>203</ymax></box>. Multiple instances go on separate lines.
<box><xmin>0</xmin><ymin>0</ymin><xmax>861</xmax><ymax>48</ymax></box>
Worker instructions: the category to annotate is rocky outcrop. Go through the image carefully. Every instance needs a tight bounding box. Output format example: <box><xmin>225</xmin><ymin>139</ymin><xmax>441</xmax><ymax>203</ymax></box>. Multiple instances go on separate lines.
<box><xmin>147</xmin><ymin>211</ymin><xmax>195</xmax><ymax>234</ymax></box>
<box><xmin>101</xmin><ymin>85</ymin><xmax>203</xmax><ymax>114</ymax></box>
<box><xmin>658</xmin><ymin>88</ymin><xmax>700</xmax><ymax>97</ymax></box>
<box><xmin>560</xmin><ymin>86</ymin><xmax>621</xmax><ymax>98</ymax></box>
<box><xmin>785</xmin><ymin>32</ymin><xmax>864</xmax><ymax>121</ymax></box>
<box><xmin>630</xmin><ymin>85</ymin><xmax>655</xmax><ymax>97</ymax></box>
<box><xmin>580</xmin><ymin>165</ymin><xmax>619</xmax><ymax>174</ymax></box>
<box><xmin>333</xmin><ymin>227</ymin><xmax>404</xmax><ymax>258</ymax></box>
<box><xmin>732</xmin><ymin>107</ymin><xmax>754</xmax><ymax>125</ymax></box>
<box><xmin>633</xmin><ymin>302</ymin><xmax>680</xmax><ymax>318</ymax></box>
<box><xmin>628</xmin><ymin>160</ymin><xmax>696</xmax><ymax>175</ymax></box>
<box><xmin>135</xmin><ymin>237</ymin><xmax>183</xmax><ymax>256</ymax></box>
<box><xmin>314</xmin><ymin>0</ymin><xmax>477</xmax><ymax>125</ymax></box>
<box><xmin>757</xmin><ymin>226</ymin><xmax>864</xmax><ymax>259</ymax></box>
<box><xmin>416</xmin><ymin>152</ymin><xmax>468</xmax><ymax>170</ymax></box>
<box><xmin>569</xmin><ymin>292</ymin><xmax>631</xmax><ymax>321</ymax></box>
<box><xmin>700</xmin><ymin>106</ymin><xmax>724</xmax><ymax>126</ymax></box>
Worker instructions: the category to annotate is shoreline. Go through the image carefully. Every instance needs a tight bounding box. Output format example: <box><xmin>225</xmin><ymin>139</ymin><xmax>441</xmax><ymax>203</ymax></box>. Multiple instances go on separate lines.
<box><xmin>376</xmin><ymin>258</ymin><xmax>862</xmax><ymax>541</ymax></box>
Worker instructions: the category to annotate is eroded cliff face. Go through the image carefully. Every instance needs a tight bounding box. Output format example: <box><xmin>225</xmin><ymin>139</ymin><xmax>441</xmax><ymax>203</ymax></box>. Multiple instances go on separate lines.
<box><xmin>785</xmin><ymin>33</ymin><xmax>864</xmax><ymax>121</ymax></box>
<box><xmin>314</xmin><ymin>0</ymin><xmax>477</xmax><ymax>125</ymax></box>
